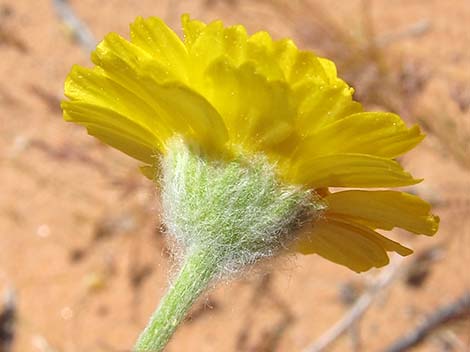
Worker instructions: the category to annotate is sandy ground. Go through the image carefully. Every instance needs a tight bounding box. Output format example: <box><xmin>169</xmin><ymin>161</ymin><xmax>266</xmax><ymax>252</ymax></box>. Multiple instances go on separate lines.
<box><xmin>1</xmin><ymin>0</ymin><xmax>469</xmax><ymax>351</ymax></box>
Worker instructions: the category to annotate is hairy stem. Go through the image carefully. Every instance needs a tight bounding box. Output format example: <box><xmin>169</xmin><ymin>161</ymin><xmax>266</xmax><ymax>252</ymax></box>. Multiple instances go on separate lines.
<box><xmin>134</xmin><ymin>248</ymin><xmax>220</xmax><ymax>352</ymax></box>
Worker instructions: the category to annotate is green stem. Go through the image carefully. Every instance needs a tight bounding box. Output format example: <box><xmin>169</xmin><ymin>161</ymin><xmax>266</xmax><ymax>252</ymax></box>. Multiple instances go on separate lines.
<box><xmin>134</xmin><ymin>248</ymin><xmax>221</xmax><ymax>352</ymax></box>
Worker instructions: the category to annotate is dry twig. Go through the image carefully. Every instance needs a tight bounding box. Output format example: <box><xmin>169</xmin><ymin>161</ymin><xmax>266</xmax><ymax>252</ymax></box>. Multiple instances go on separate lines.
<box><xmin>383</xmin><ymin>292</ymin><xmax>470</xmax><ymax>352</ymax></box>
<box><xmin>302</xmin><ymin>257</ymin><xmax>405</xmax><ymax>352</ymax></box>
<box><xmin>52</xmin><ymin>0</ymin><xmax>96</xmax><ymax>52</ymax></box>
<box><xmin>0</xmin><ymin>289</ymin><xmax>15</xmax><ymax>352</ymax></box>
<box><xmin>375</xmin><ymin>19</ymin><xmax>431</xmax><ymax>48</ymax></box>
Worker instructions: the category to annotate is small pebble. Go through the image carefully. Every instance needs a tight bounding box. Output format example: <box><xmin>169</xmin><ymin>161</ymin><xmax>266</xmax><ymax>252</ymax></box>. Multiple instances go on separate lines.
<box><xmin>60</xmin><ymin>306</ymin><xmax>73</xmax><ymax>320</ymax></box>
<box><xmin>36</xmin><ymin>224</ymin><xmax>51</xmax><ymax>238</ymax></box>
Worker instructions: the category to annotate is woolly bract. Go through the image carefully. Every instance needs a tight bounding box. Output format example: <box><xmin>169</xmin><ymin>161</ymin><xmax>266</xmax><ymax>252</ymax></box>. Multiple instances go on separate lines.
<box><xmin>62</xmin><ymin>15</ymin><xmax>439</xmax><ymax>273</ymax></box>
<box><xmin>161</xmin><ymin>138</ymin><xmax>320</xmax><ymax>277</ymax></box>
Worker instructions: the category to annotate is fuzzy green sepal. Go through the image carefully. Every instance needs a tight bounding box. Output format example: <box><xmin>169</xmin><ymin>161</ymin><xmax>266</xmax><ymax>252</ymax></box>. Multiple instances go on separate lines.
<box><xmin>161</xmin><ymin>138</ymin><xmax>323</xmax><ymax>276</ymax></box>
<box><xmin>135</xmin><ymin>139</ymin><xmax>325</xmax><ymax>351</ymax></box>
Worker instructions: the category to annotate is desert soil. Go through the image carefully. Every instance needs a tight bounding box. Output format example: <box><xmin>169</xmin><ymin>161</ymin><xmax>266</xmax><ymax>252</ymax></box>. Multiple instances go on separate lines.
<box><xmin>0</xmin><ymin>0</ymin><xmax>469</xmax><ymax>351</ymax></box>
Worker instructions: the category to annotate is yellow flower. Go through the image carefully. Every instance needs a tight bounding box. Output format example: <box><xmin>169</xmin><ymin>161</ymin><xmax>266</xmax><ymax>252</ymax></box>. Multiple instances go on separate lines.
<box><xmin>62</xmin><ymin>15</ymin><xmax>438</xmax><ymax>273</ymax></box>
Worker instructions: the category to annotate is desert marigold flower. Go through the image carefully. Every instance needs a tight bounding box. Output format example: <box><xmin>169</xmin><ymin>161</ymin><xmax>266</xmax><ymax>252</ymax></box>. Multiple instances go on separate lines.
<box><xmin>62</xmin><ymin>15</ymin><xmax>438</xmax><ymax>351</ymax></box>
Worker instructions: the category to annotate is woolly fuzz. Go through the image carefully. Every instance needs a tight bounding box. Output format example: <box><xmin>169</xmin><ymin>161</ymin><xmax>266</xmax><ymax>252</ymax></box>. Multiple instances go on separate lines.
<box><xmin>160</xmin><ymin>138</ymin><xmax>324</xmax><ymax>277</ymax></box>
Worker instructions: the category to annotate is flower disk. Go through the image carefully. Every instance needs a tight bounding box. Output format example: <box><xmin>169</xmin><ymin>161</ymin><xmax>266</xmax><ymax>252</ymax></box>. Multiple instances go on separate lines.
<box><xmin>62</xmin><ymin>15</ymin><xmax>439</xmax><ymax>272</ymax></box>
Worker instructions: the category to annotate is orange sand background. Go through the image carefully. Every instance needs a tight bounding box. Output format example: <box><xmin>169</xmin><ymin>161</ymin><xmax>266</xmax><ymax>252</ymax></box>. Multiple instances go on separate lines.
<box><xmin>1</xmin><ymin>0</ymin><xmax>469</xmax><ymax>351</ymax></box>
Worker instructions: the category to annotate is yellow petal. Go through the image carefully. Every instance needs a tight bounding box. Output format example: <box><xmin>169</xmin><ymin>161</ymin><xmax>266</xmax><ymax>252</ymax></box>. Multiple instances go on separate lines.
<box><xmin>218</xmin><ymin>24</ymin><xmax>249</xmax><ymax>66</ymax></box>
<box><xmin>140</xmin><ymin>165</ymin><xmax>158</xmax><ymax>180</ymax></box>
<box><xmin>317</xmin><ymin>57</ymin><xmax>338</xmax><ymax>83</ymax></box>
<box><xmin>287</xmin><ymin>153</ymin><xmax>421</xmax><ymax>188</ymax></box>
<box><xmin>63</xmin><ymin>101</ymin><xmax>158</xmax><ymax>164</ymax></box>
<box><xmin>287</xmin><ymin>51</ymin><xmax>327</xmax><ymax>86</ymax></box>
<box><xmin>294</xmin><ymin>80</ymin><xmax>362</xmax><ymax>135</ymax></box>
<box><xmin>180</xmin><ymin>15</ymin><xmax>360</xmax><ymax>142</ymax></box>
<box><xmin>246</xmin><ymin>31</ymin><xmax>287</xmax><ymax>81</ymax></box>
<box><xmin>85</xmin><ymin>124</ymin><xmax>157</xmax><ymax>164</ymax></box>
<box><xmin>182</xmin><ymin>16</ymin><xmax>253</xmax><ymax>89</ymax></box>
<box><xmin>92</xmin><ymin>32</ymin><xmax>179</xmax><ymax>83</ymax></box>
<box><xmin>295</xmin><ymin>218</ymin><xmax>412</xmax><ymax>272</ymax></box>
<box><xmin>289</xmin><ymin>54</ymin><xmax>362</xmax><ymax>135</ymax></box>
<box><xmin>245</xmin><ymin>32</ymin><xmax>327</xmax><ymax>85</ymax></box>
<box><xmin>181</xmin><ymin>14</ymin><xmax>207</xmax><ymax>49</ymax></box>
<box><xmin>182</xmin><ymin>17</ymin><xmax>227</xmax><ymax>87</ymax></box>
<box><xmin>129</xmin><ymin>17</ymin><xmax>188</xmax><ymax>81</ymax></box>
<box><xmin>293</xmin><ymin>55</ymin><xmax>361</xmax><ymax>133</ymax></box>
<box><xmin>203</xmin><ymin>58</ymin><xmax>295</xmax><ymax>151</ymax></box>
<box><xmin>63</xmin><ymin>65</ymin><xmax>167</xmax><ymax>152</ymax></box>
<box><xmin>74</xmin><ymin>34</ymin><xmax>229</xmax><ymax>154</ymax></box>
<box><xmin>293</xmin><ymin>112</ymin><xmax>424</xmax><ymax>159</ymax></box>
<box><xmin>146</xmin><ymin>82</ymin><xmax>229</xmax><ymax>154</ymax></box>
<box><xmin>182</xmin><ymin>15</ymin><xmax>328</xmax><ymax>85</ymax></box>
<box><xmin>325</xmin><ymin>190</ymin><xmax>439</xmax><ymax>235</ymax></box>
<box><xmin>270</xmin><ymin>39</ymin><xmax>303</xmax><ymax>81</ymax></box>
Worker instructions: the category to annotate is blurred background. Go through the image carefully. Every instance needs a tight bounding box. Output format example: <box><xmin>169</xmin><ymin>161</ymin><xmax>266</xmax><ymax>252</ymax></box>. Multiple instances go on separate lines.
<box><xmin>1</xmin><ymin>0</ymin><xmax>469</xmax><ymax>351</ymax></box>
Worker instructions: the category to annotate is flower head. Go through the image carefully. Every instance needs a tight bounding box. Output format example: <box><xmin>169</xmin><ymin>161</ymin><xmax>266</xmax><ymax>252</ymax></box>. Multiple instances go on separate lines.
<box><xmin>62</xmin><ymin>15</ymin><xmax>438</xmax><ymax>273</ymax></box>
